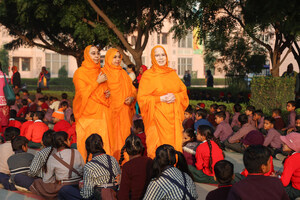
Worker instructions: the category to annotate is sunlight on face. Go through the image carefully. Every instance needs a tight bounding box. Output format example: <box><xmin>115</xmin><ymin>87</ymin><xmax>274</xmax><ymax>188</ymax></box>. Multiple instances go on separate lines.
<box><xmin>112</xmin><ymin>51</ymin><xmax>121</xmax><ymax>66</ymax></box>
<box><xmin>154</xmin><ymin>48</ymin><xmax>167</xmax><ymax>66</ymax></box>
<box><xmin>89</xmin><ymin>46</ymin><xmax>100</xmax><ymax>64</ymax></box>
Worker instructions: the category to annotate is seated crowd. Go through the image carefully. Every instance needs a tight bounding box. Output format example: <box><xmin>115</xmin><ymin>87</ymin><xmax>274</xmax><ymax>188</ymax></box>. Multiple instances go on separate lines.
<box><xmin>0</xmin><ymin>89</ymin><xmax>299</xmax><ymax>200</ymax></box>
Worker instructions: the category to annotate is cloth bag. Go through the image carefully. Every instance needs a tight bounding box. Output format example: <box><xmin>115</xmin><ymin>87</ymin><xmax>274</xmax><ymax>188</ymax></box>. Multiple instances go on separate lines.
<box><xmin>3</xmin><ymin>72</ymin><xmax>15</xmax><ymax>106</ymax></box>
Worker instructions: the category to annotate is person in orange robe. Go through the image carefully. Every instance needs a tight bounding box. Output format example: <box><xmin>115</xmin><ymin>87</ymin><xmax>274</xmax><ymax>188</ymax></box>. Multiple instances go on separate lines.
<box><xmin>102</xmin><ymin>48</ymin><xmax>137</xmax><ymax>161</ymax></box>
<box><xmin>73</xmin><ymin>45</ymin><xmax>112</xmax><ymax>161</ymax></box>
<box><xmin>137</xmin><ymin>45</ymin><xmax>189</xmax><ymax>159</ymax></box>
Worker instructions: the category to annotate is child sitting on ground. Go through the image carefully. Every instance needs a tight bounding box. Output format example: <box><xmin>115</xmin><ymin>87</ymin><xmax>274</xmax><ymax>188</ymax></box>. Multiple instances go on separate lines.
<box><xmin>0</xmin><ymin>127</ymin><xmax>20</xmax><ymax>190</ymax></box>
<box><xmin>52</xmin><ymin>105</ymin><xmax>71</xmax><ymax>133</ymax></box>
<box><xmin>207</xmin><ymin>104</ymin><xmax>218</xmax><ymax>127</ymax></box>
<box><xmin>245</xmin><ymin>105</ymin><xmax>256</xmax><ymax>127</ymax></box>
<box><xmin>189</xmin><ymin>125</ymin><xmax>224</xmax><ymax>183</ymax></box>
<box><xmin>16</xmin><ymin>99</ymin><xmax>28</xmax><ymax>118</ymax></box>
<box><xmin>49</xmin><ymin>96</ymin><xmax>60</xmax><ymax>112</ymax></box>
<box><xmin>182</xmin><ymin>128</ymin><xmax>199</xmax><ymax>166</ymax></box>
<box><xmin>132</xmin><ymin>119</ymin><xmax>147</xmax><ymax>156</ymax></box>
<box><xmin>20</xmin><ymin>112</ymin><xmax>34</xmax><ymax>137</ymax></box>
<box><xmin>231</xmin><ymin>104</ymin><xmax>242</xmax><ymax>131</ymax></box>
<box><xmin>224</xmin><ymin>114</ymin><xmax>256</xmax><ymax>153</ymax></box>
<box><xmin>228</xmin><ymin>145</ymin><xmax>289</xmax><ymax>200</ymax></box>
<box><xmin>22</xmin><ymin>89</ymin><xmax>29</xmax><ymax>100</ymax></box>
<box><xmin>272</xmin><ymin>108</ymin><xmax>285</xmax><ymax>131</ymax></box>
<box><xmin>216</xmin><ymin>105</ymin><xmax>230</xmax><ymax>123</ymax></box>
<box><xmin>8</xmin><ymin>110</ymin><xmax>22</xmax><ymax>129</ymax></box>
<box><xmin>7</xmin><ymin>136</ymin><xmax>34</xmax><ymax>190</ymax></box>
<box><xmin>279</xmin><ymin>132</ymin><xmax>300</xmax><ymax>200</ymax></box>
<box><xmin>183</xmin><ymin>106</ymin><xmax>195</xmax><ymax>130</ymax></box>
<box><xmin>35</xmin><ymin>88</ymin><xmax>43</xmax><ymax>104</ymax></box>
<box><xmin>118</xmin><ymin>134</ymin><xmax>153</xmax><ymax>200</ymax></box>
<box><xmin>253</xmin><ymin>110</ymin><xmax>265</xmax><ymax>131</ymax></box>
<box><xmin>25</xmin><ymin>111</ymin><xmax>49</xmax><ymax>149</ymax></box>
<box><xmin>66</xmin><ymin>114</ymin><xmax>77</xmax><ymax>149</ymax></box>
<box><xmin>263</xmin><ymin>117</ymin><xmax>282</xmax><ymax>155</ymax></box>
<box><xmin>282</xmin><ymin>100</ymin><xmax>296</xmax><ymax>132</ymax></box>
<box><xmin>37</xmin><ymin>98</ymin><xmax>49</xmax><ymax>112</ymax></box>
<box><xmin>194</xmin><ymin>109</ymin><xmax>213</xmax><ymax>130</ymax></box>
<box><xmin>206</xmin><ymin>160</ymin><xmax>234</xmax><ymax>200</ymax></box>
<box><xmin>214</xmin><ymin>111</ymin><xmax>233</xmax><ymax>144</ymax></box>
<box><xmin>59</xmin><ymin>93</ymin><xmax>71</xmax><ymax>107</ymax></box>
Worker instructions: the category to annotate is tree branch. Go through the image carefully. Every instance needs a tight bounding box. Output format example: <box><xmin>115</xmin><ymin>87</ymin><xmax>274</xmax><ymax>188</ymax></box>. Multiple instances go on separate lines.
<box><xmin>83</xmin><ymin>18</ymin><xmax>97</xmax><ymax>28</ymax></box>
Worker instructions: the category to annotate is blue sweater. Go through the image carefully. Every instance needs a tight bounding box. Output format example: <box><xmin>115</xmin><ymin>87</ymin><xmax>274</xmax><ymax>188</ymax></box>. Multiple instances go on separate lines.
<box><xmin>194</xmin><ymin>119</ymin><xmax>213</xmax><ymax>130</ymax></box>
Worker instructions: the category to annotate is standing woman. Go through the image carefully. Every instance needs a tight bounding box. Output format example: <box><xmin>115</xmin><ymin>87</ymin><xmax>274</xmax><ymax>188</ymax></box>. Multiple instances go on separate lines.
<box><xmin>137</xmin><ymin>45</ymin><xmax>189</xmax><ymax>159</ymax></box>
<box><xmin>102</xmin><ymin>48</ymin><xmax>137</xmax><ymax>161</ymax></box>
<box><xmin>73</xmin><ymin>45</ymin><xmax>112</xmax><ymax>161</ymax></box>
<box><xmin>38</xmin><ymin>67</ymin><xmax>50</xmax><ymax>89</ymax></box>
<box><xmin>0</xmin><ymin>62</ymin><xmax>9</xmax><ymax>133</ymax></box>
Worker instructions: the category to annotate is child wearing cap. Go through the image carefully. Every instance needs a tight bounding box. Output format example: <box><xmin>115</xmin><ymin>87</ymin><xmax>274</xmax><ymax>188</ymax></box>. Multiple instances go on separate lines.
<box><xmin>52</xmin><ymin>102</ymin><xmax>71</xmax><ymax>133</ymax></box>
<box><xmin>280</xmin><ymin>132</ymin><xmax>300</xmax><ymax>200</ymax></box>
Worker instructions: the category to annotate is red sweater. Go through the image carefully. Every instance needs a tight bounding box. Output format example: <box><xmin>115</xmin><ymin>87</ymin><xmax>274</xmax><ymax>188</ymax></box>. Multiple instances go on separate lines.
<box><xmin>195</xmin><ymin>140</ymin><xmax>224</xmax><ymax>176</ymax></box>
<box><xmin>241</xmin><ymin>156</ymin><xmax>275</xmax><ymax>177</ymax></box>
<box><xmin>136</xmin><ymin>132</ymin><xmax>147</xmax><ymax>156</ymax></box>
<box><xmin>17</xmin><ymin>106</ymin><xmax>28</xmax><ymax>118</ymax></box>
<box><xmin>66</xmin><ymin>122</ymin><xmax>77</xmax><ymax>145</ymax></box>
<box><xmin>25</xmin><ymin>120</ymin><xmax>49</xmax><ymax>143</ymax></box>
<box><xmin>53</xmin><ymin>120</ymin><xmax>71</xmax><ymax>133</ymax></box>
<box><xmin>281</xmin><ymin>152</ymin><xmax>300</xmax><ymax>190</ymax></box>
<box><xmin>20</xmin><ymin>120</ymin><xmax>34</xmax><ymax>137</ymax></box>
<box><xmin>8</xmin><ymin>119</ymin><xmax>22</xmax><ymax>129</ymax></box>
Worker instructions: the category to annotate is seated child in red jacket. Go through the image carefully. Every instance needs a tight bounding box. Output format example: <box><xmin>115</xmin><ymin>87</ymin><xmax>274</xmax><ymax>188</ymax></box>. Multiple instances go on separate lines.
<box><xmin>16</xmin><ymin>99</ymin><xmax>28</xmax><ymax>118</ymax></box>
<box><xmin>8</xmin><ymin>110</ymin><xmax>22</xmax><ymax>129</ymax></box>
<box><xmin>66</xmin><ymin>114</ymin><xmax>77</xmax><ymax>149</ymax></box>
<box><xmin>182</xmin><ymin>128</ymin><xmax>199</xmax><ymax>166</ymax></box>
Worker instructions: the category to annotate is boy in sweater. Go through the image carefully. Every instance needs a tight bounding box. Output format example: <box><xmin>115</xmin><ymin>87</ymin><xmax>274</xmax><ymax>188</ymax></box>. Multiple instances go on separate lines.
<box><xmin>8</xmin><ymin>110</ymin><xmax>22</xmax><ymax>129</ymax></box>
<box><xmin>194</xmin><ymin>109</ymin><xmax>213</xmax><ymax>130</ymax></box>
<box><xmin>20</xmin><ymin>112</ymin><xmax>34</xmax><ymax>137</ymax></box>
<box><xmin>231</xmin><ymin>104</ymin><xmax>242</xmax><ymax>131</ymax></box>
<box><xmin>214</xmin><ymin>111</ymin><xmax>233</xmax><ymax>143</ymax></box>
<box><xmin>182</xmin><ymin>106</ymin><xmax>194</xmax><ymax>130</ymax></box>
<box><xmin>263</xmin><ymin>117</ymin><xmax>282</xmax><ymax>155</ymax></box>
<box><xmin>272</xmin><ymin>109</ymin><xmax>285</xmax><ymax>131</ymax></box>
<box><xmin>253</xmin><ymin>110</ymin><xmax>265</xmax><ymax>131</ymax></box>
<box><xmin>282</xmin><ymin>100</ymin><xmax>296</xmax><ymax>132</ymax></box>
<box><xmin>245</xmin><ymin>105</ymin><xmax>256</xmax><ymax>127</ymax></box>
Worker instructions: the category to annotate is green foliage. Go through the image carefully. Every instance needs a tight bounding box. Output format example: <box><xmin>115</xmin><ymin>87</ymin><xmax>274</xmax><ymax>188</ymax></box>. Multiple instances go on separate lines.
<box><xmin>22</xmin><ymin>78</ymin><xmax>74</xmax><ymax>92</ymax></box>
<box><xmin>250</xmin><ymin>77</ymin><xmax>295</xmax><ymax>115</ymax></box>
<box><xmin>0</xmin><ymin>47</ymin><xmax>9</xmax><ymax>73</ymax></box>
<box><xmin>189</xmin><ymin>100</ymin><xmax>248</xmax><ymax>114</ymax></box>
<box><xmin>58</xmin><ymin>65</ymin><xmax>68</xmax><ymax>78</ymax></box>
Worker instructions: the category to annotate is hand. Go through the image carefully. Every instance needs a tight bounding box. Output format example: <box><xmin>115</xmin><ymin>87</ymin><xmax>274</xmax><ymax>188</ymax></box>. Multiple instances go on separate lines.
<box><xmin>97</xmin><ymin>72</ymin><xmax>107</xmax><ymax>84</ymax></box>
<box><xmin>124</xmin><ymin>96</ymin><xmax>134</xmax><ymax>105</ymax></box>
<box><xmin>104</xmin><ymin>90</ymin><xmax>110</xmax><ymax>98</ymax></box>
<box><xmin>114</xmin><ymin>174</ymin><xmax>121</xmax><ymax>185</ymax></box>
<box><xmin>160</xmin><ymin>93</ymin><xmax>175</xmax><ymax>103</ymax></box>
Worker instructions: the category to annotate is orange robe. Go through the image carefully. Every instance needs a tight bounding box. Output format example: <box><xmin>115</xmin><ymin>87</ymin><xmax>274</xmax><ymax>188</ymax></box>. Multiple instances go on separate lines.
<box><xmin>137</xmin><ymin>45</ymin><xmax>189</xmax><ymax>158</ymax></box>
<box><xmin>73</xmin><ymin>45</ymin><xmax>112</xmax><ymax>161</ymax></box>
<box><xmin>102</xmin><ymin>48</ymin><xmax>136</xmax><ymax>161</ymax></box>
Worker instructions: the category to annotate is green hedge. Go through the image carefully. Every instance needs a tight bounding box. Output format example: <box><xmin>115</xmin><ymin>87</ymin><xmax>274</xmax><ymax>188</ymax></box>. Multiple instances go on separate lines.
<box><xmin>250</xmin><ymin>77</ymin><xmax>295</xmax><ymax>115</ymax></box>
<box><xmin>190</xmin><ymin>78</ymin><xmax>226</xmax><ymax>86</ymax></box>
<box><xmin>189</xmin><ymin>100</ymin><xmax>248</xmax><ymax>114</ymax></box>
<box><xmin>22</xmin><ymin>78</ymin><xmax>74</xmax><ymax>92</ymax></box>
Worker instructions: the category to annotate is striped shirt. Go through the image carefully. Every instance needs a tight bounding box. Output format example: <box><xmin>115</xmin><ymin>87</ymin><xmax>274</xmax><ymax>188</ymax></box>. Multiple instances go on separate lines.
<box><xmin>80</xmin><ymin>154</ymin><xmax>121</xmax><ymax>199</ymax></box>
<box><xmin>7</xmin><ymin>152</ymin><xmax>34</xmax><ymax>176</ymax></box>
<box><xmin>29</xmin><ymin>147</ymin><xmax>57</xmax><ymax>178</ymax></box>
<box><xmin>143</xmin><ymin>167</ymin><xmax>198</xmax><ymax>200</ymax></box>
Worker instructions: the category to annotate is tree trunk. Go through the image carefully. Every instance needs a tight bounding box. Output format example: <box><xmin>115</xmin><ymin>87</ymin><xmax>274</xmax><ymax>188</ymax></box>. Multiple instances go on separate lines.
<box><xmin>270</xmin><ymin>50</ymin><xmax>281</xmax><ymax>77</ymax></box>
<box><xmin>75</xmin><ymin>53</ymin><xmax>84</xmax><ymax>68</ymax></box>
<box><xmin>292</xmin><ymin>41</ymin><xmax>300</xmax><ymax>71</ymax></box>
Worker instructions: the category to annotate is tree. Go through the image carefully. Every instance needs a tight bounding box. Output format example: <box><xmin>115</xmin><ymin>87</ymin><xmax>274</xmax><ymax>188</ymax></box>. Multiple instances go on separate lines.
<box><xmin>0</xmin><ymin>47</ymin><xmax>9</xmax><ymax>74</ymax></box>
<box><xmin>197</xmin><ymin>0</ymin><xmax>300</xmax><ymax>76</ymax></box>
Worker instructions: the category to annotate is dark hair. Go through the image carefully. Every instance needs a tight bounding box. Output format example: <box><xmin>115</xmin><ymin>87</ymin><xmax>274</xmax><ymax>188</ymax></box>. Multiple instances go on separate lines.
<box><xmin>152</xmin><ymin>144</ymin><xmax>193</xmax><ymax>180</ymax></box>
<box><xmin>70</xmin><ymin>114</ymin><xmax>75</xmax><ymax>122</ymax></box>
<box><xmin>60</xmin><ymin>101</ymin><xmax>69</xmax><ymax>107</ymax></box>
<box><xmin>272</xmin><ymin>108</ymin><xmax>281</xmax><ymax>115</ymax></box>
<box><xmin>197</xmin><ymin>125</ymin><xmax>218</xmax><ymax>173</ymax></box>
<box><xmin>210</xmin><ymin>104</ymin><xmax>218</xmax><ymax>110</ymax></box>
<box><xmin>12</xmin><ymin>136</ymin><xmax>28</xmax><ymax>151</ymax></box>
<box><xmin>214</xmin><ymin>160</ymin><xmax>234</xmax><ymax>185</ymax></box>
<box><xmin>44</xmin><ymin>95</ymin><xmax>49</xmax><ymax>101</ymax></box>
<box><xmin>196</xmin><ymin>109</ymin><xmax>207</xmax><ymax>119</ymax></box>
<box><xmin>238</xmin><ymin>114</ymin><xmax>248</xmax><ymax>125</ymax></box>
<box><xmin>264</xmin><ymin>116</ymin><xmax>275</xmax><ymax>125</ymax></box>
<box><xmin>119</xmin><ymin>134</ymin><xmax>144</xmax><ymax>165</ymax></box>
<box><xmin>287</xmin><ymin>100</ymin><xmax>296</xmax><ymax>107</ymax></box>
<box><xmin>127</xmin><ymin>64</ymin><xmax>136</xmax><ymax>72</ymax></box>
<box><xmin>254</xmin><ymin>110</ymin><xmax>264</xmax><ymax>117</ymax></box>
<box><xmin>61</xmin><ymin>93</ymin><xmax>68</xmax><ymax>99</ymax></box>
<box><xmin>185</xmin><ymin>106</ymin><xmax>193</xmax><ymax>114</ymax></box>
<box><xmin>15</xmin><ymin>93</ymin><xmax>20</xmax><ymax>97</ymax></box>
<box><xmin>36</xmin><ymin>88</ymin><xmax>42</xmax><ymax>93</ymax></box>
<box><xmin>215</xmin><ymin>111</ymin><xmax>226</xmax><ymax>120</ymax></box>
<box><xmin>53</xmin><ymin>131</ymin><xmax>69</xmax><ymax>149</ymax></box>
<box><xmin>243</xmin><ymin>145</ymin><xmax>271</xmax><ymax>173</ymax></box>
<box><xmin>246</xmin><ymin>105</ymin><xmax>255</xmax><ymax>113</ymax></box>
<box><xmin>49</xmin><ymin>96</ymin><xmax>58</xmax><ymax>101</ymax></box>
<box><xmin>296</xmin><ymin>115</ymin><xmax>300</xmax><ymax>121</ymax></box>
<box><xmin>133</xmin><ymin>119</ymin><xmax>144</xmax><ymax>132</ymax></box>
<box><xmin>183</xmin><ymin>128</ymin><xmax>196</xmax><ymax>146</ymax></box>
<box><xmin>85</xmin><ymin>134</ymin><xmax>106</xmax><ymax>163</ymax></box>
<box><xmin>22</xmin><ymin>89</ymin><xmax>29</xmax><ymax>94</ymax></box>
<box><xmin>4</xmin><ymin>127</ymin><xmax>20</xmax><ymax>141</ymax></box>
<box><xmin>38</xmin><ymin>97</ymin><xmax>45</xmax><ymax>103</ymax></box>
<box><xmin>21</xmin><ymin>99</ymin><xmax>28</xmax><ymax>106</ymax></box>
<box><xmin>217</xmin><ymin>105</ymin><xmax>227</xmax><ymax>112</ymax></box>
<box><xmin>42</xmin><ymin>130</ymin><xmax>55</xmax><ymax>147</ymax></box>
<box><xmin>234</xmin><ymin>104</ymin><xmax>242</xmax><ymax>112</ymax></box>
<box><xmin>10</xmin><ymin>110</ymin><xmax>17</xmax><ymax>118</ymax></box>
<box><xmin>35</xmin><ymin>111</ymin><xmax>45</xmax><ymax>120</ymax></box>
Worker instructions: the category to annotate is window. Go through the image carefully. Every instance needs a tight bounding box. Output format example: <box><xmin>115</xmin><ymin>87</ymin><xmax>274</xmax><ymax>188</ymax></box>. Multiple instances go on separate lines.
<box><xmin>157</xmin><ymin>34</ymin><xmax>161</xmax><ymax>44</ymax></box>
<box><xmin>12</xmin><ymin>57</ymin><xmax>32</xmax><ymax>71</ymax></box>
<box><xmin>178</xmin><ymin>32</ymin><xmax>193</xmax><ymax>48</ymax></box>
<box><xmin>46</xmin><ymin>53</ymin><xmax>69</xmax><ymax>76</ymax></box>
<box><xmin>178</xmin><ymin>58</ymin><xmax>192</xmax><ymax>75</ymax></box>
<box><xmin>157</xmin><ymin>33</ymin><xmax>168</xmax><ymax>45</ymax></box>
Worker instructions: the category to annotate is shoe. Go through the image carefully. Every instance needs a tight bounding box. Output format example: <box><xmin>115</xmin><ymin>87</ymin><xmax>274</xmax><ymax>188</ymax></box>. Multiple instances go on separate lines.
<box><xmin>275</xmin><ymin>153</ymin><xmax>286</xmax><ymax>161</ymax></box>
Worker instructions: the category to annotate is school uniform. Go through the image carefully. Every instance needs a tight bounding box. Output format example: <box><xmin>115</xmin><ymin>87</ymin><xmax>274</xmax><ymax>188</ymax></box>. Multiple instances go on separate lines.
<box><xmin>53</xmin><ymin>120</ymin><xmax>71</xmax><ymax>132</ymax></box>
<box><xmin>206</xmin><ymin>184</ymin><xmax>232</xmax><ymax>200</ymax></box>
<box><xmin>25</xmin><ymin>120</ymin><xmax>49</xmax><ymax>148</ymax></box>
<box><xmin>248</xmin><ymin>115</ymin><xmax>256</xmax><ymax>127</ymax></box>
<box><xmin>194</xmin><ymin>119</ymin><xmax>213</xmax><ymax>131</ymax></box>
<box><xmin>214</xmin><ymin>121</ymin><xmax>233</xmax><ymax>142</ymax></box>
<box><xmin>183</xmin><ymin>118</ymin><xmax>195</xmax><ymax>130</ymax></box>
<box><xmin>286</xmin><ymin>110</ymin><xmax>296</xmax><ymax>129</ymax></box>
<box><xmin>136</xmin><ymin>131</ymin><xmax>147</xmax><ymax>156</ymax></box>
<box><xmin>35</xmin><ymin>93</ymin><xmax>44</xmax><ymax>104</ymax></box>
<box><xmin>239</xmin><ymin>156</ymin><xmax>275</xmax><ymax>178</ymax></box>
<box><xmin>189</xmin><ymin>140</ymin><xmax>224</xmax><ymax>183</ymax></box>
<box><xmin>66</xmin><ymin>122</ymin><xmax>77</xmax><ymax>147</ymax></box>
<box><xmin>225</xmin><ymin>111</ymin><xmax>230</xmax><ymax>123</ymax></box>
<box><xmin>228</xmin><ymin>175</ymin><xmax>289</xmax><ymax>200</ymax></box>
<box><xmin>143</xmin><ymin>167</ymin><xmax>198</xmax><ymax>200</ymax></box>
<box><xmin>40</xmin><ymin>102</ymin><xmax>49</xmax><ymax>111</ymax></box>
<box><xmin>257</xmin><ymin>116</ymin><xmax>265</xmax><ymax>130</ymax></box>
<box><xmin>28</xmin><ymin>103</ymin><xmax>38</xmax><ymax>112</ymax></box>
<box><xmin>20</xmin><ymin>120</ymin><xmax>34</xmax><ymax>137</ymax></box>
<box><xmin>118</xmin><ymin>156</ymin><xmax>153</xmax><ymax>200</ymax></box>
<box><xmin>281</xmin><ymin>152</ymin><xmax>300</xmax><ymax>200</ymax></box>
<box><xmin>263</xmin><ymin>128</ymin><xmax>282</xmax><ymax>149</ymax></box>
<box><xmin>274</xmin><ymin>116</ymin><xmax>285</xmax><ymax>130</ymax></box>
<box><xmin>231</xmin><ymin>112</ymin><xmax>240</xmax><ymax>128</ymax></box>
<box><xmin>0</xmin><ymin>142</ymin><xmax>15</xmax><ymax>190</ymax></box>
<box><xmin>183</xmin><ymin>141</ymin><xmax>199</xmax><ymax>166</ymax></box>
<box><xmin>16</xmin><ymin>106</ymin><xmax>28</xmax><ymax>118</ymax></box>
<box><xmin>8</xmin><ymin>118</ymin><xmax>22</xmax><ymax>129</ymax></box>
<box><xmin>207</xmin><ymin>113</ymin><xmax>217</xmax><ymax>127</ymax></box>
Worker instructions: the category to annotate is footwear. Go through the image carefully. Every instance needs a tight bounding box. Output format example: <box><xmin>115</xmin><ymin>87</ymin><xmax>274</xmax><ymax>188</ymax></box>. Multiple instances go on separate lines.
<box><xmin>275</xmin><ymin>153</ymin><xmax>286</xmax><ymax>161</ymax></box>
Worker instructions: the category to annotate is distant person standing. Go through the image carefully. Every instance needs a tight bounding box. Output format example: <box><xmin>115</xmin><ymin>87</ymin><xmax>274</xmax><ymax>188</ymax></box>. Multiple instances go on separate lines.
<box><xmin>11</xmin><ymin>66</ymin><xmax>21</xmax><ymax>94</ymax></box>
<box><xmin>38</xmin><ymin>67</ymin><xmax>50</xmax><ymax>89</ymax></box>
<box><xmin>184</xmin><ymin>70</ymin><xmax>191</xmax><ymax>87</ymax></box>
<box><xmin>206</xmin><ymin>69</ymin><xmax>214</xmax><ymax>87</ymax></box>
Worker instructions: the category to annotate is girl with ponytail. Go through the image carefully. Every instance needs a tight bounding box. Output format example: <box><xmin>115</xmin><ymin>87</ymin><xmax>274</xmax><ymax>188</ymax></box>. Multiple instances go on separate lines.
<box><xmin>118</xmin><ymin>134</ymin><xmax>153</xmax><ymax>199</ymax></box>
<box><xmin>144</xmin><ymin>144</ymin><xmax>198</xmax><ymax>200</ymax></box>
<box><xmin>188</xmin><ymin>125</ymin><xmax>224</xmax><ymax>184</ymax></box>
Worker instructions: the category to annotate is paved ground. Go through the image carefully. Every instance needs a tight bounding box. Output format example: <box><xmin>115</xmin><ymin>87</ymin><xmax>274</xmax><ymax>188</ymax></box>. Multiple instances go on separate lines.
<box><xmin>0</xmin><ymin>150</ymin><xmax>284</xmax><ymax>200</ymax></box>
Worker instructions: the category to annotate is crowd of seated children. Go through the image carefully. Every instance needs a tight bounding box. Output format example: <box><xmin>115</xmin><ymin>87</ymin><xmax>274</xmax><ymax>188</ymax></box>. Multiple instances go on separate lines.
<box><xmin>206</xmin><ymin>160</ymin><xmax>234</xmax><ymax>200</ymax></box>
<box><xmin>118</xmin><ymin>134</ymin><xmax>153</xmax><ymax>199</ymax></box>
<box><xmin>231</xmin><ymin>104</ymin><xmax>242</xmax><ymax>131</ymax></box>
<box><xmin>214</xmin><ymin>111</ymin><xmax>233</xmax><ymax>145</ymax></box>
<box><xmin>183</xmin><ymin>107</ymin><xmax>195</xmax><ymax>130</ymax></box>
<box><xmin>132</xmin><ymin>119</ymin><xmax>147</xmax><ymax>156</ymax></box>
<box><xmin>283</xmin><ymin>100</ymin><xmax>296</xmax><ymax>132</ymax></box>
<box><xmin>143</xmin><ymin>144</ymin><xmax>198</xmax><ymax>199</ymax></box>
<box><xmin>216</xmin><ymin>105</ymin><xmax>230</xmax><ymax>123</ymax></box>
<box><xmin>182</xmin><ymin>128</ymin><xmax>199</xmax><ymax>166</ymax></box>
<box><xmin>253</xmin><ymin>109</ymin><xmax>265</xmax><ymax>131</ymax></box>
<box><xmin>245</xmin><ymin>105</ymin><xmax>256</xmax><ymax>127</ymax></box>
<box><xmin>189</xmin><ymin>125</ymin><xmax>224</xmax><ymax>184</ymax></box>
<box><xmin>227</xmin><ymin>145</ymin><xmax>289</xmax><ymax>200</ymax></box>
<box><xmin>194</xmin><ymin>109</ymin><xmax>213</xmax><ymax>130</ymax></box>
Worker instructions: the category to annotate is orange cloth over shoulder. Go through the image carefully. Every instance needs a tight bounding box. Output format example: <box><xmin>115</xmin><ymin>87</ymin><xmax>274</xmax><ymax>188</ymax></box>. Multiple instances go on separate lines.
<box><xmin>102</xmin><ymin>48</ymin><xmax>136</xmax><ymax>161</ymax></box>
<box><xmin>73</xmin><ymin>45</ymin><xmax>112</xmax><ymax>161</ymax></box>
<box><xmin>137</xmin><ymin>45</ymin><xmax>189</xmax><ymax>159</ymax></box>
